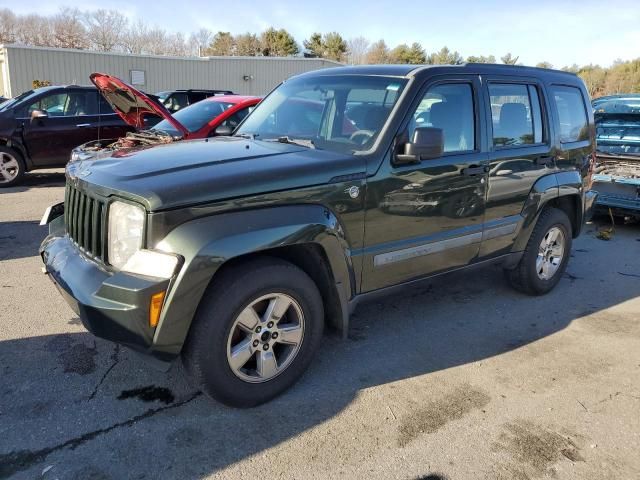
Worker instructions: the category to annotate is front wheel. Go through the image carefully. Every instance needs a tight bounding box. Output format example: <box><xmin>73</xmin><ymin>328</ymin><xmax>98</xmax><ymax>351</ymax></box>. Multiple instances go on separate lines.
<box><xmin>505</xmin><ymin>207</ymin><xmax>572</xmax><ymax>295</ymax></box>
<box><xmin>182</xmin><ymin>257</ymin><xmax>324</xmax><ymax>407</ymax></box>
<box><xmin>0</xmin><ymin>147</ymin><xmax>25</xmax><ymax>188</ymax></box>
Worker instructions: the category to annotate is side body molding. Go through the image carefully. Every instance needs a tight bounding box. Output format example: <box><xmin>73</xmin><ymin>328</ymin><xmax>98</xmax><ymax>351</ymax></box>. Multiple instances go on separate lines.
<box><xmin>513</xmin><ymin>170</ymin><xmax>583</xmax><ymax>253</ymax></box>
<box><xmin>151</xmin><ymin>205</ymin><xmax>354</xmax><ymax>358</ymax></box>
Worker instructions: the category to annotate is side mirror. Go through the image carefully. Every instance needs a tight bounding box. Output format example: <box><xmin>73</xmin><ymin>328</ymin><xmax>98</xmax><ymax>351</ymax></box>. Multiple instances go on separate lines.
<box><xmin>31</xmin><ymin>109</ymin><xmax>48</xmax><ymax>122</ymax></box>
<box><xmin>394</xmin><ymin>127</ymin><xmax>444</xmax><ymax>165</ymax></box>
<box><xmin>213</xmin><ymin>125</ymin><xmax>233</xmax><ymax>136</ymax></box>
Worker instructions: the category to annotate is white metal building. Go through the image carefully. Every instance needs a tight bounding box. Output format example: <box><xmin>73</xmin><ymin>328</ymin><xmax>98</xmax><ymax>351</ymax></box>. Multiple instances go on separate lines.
<box><xmin>0</xmin><ymin>44</ymin><xmax>341</xmax><ymax>98</ymax></box>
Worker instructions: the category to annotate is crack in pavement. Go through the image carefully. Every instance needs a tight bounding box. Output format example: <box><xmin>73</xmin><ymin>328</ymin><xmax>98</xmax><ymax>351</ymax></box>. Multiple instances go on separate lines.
<box><xmin>0</xmin><ymin>391</ymin><xmax>202</xmax><ymax>478</ymax></box>
<box><xmin>88</xmin><ymin>345</ymin><xmax>120</xmax><ymax>400</ymax></box>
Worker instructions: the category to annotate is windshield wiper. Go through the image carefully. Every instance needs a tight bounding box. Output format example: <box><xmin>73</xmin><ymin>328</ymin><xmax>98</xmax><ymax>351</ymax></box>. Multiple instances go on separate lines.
<box><xmin>266</xmin><ymin>136</ymin><xmax>316</xmax><ymax>149</ymax></box>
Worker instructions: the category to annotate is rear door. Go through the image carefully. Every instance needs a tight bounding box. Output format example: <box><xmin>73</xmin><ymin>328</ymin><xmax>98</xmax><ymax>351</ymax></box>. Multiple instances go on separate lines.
<box><xmin>479</xmin><ymin>76</ymin><xmax>553</xmax><ymax>259</ymax></box>
<box><xmin>362</xmin><ymin>75</ymin><xmax>489</xmax><ymax>292</ymax></box>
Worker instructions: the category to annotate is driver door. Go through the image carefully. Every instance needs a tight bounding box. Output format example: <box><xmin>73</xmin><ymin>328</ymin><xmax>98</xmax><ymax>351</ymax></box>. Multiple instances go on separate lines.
<box><xmin>361</xmin><ymin>76</ymin><xmax>489</xmax><ymax>292</ymax></box>
<box><xmin>20</xmin><ymin>89</ymin><xmax>101</xmax><ymax>166</ymax></box>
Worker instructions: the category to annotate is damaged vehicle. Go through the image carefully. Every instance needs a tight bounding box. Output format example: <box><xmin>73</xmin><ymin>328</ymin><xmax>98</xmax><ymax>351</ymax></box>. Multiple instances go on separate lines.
<box><xmin>592</xmin><ymin>94</ymin><xmax>640</xmax><ymax>218</ymax></box>
<box><xmin>41</xmin><ymin>64</ymin><xmax>597</xmax><ymax>407</ymax></box>
<box><xmin>72</xmin><ymin>73</ymin><xmax>260</xmax><ymax>161</ymax></box>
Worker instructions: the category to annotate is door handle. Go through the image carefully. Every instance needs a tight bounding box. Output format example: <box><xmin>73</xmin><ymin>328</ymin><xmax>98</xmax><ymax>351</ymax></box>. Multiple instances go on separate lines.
<box><xmin>536</xmin><ymin>155</ymin><xmax>555</xmax><ymax>166</ymax></box>
<box><xmin>76</xmin><ymin>123</ymin><xmax>91</xmax><ymax>128</ymax></box>
<box><xmin>461</xmin><ymin>165</ymin><xmax>489</xmax><ymax>176</ymax></box>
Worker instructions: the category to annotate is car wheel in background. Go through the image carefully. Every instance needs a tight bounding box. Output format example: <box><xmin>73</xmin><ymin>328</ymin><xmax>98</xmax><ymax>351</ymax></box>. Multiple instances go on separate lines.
<box><xmin>0</xmin><ymin>147</ymin><xmax>25</xmax><ymax>188</ymax></box>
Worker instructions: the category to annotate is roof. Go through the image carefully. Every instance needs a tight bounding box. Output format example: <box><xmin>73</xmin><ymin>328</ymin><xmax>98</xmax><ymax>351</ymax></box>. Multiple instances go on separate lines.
<box><xmin>294</xmin><ymin>63</ymin><xmax>580</xmax><ymax>82</ymax></box>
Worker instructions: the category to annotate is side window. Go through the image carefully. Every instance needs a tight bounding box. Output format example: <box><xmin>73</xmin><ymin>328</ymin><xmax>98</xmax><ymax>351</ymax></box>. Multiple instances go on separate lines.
<box><xmin>24</xmin><ymin>93</ymin><xmax>69</xmax><ymax>117</ymax></box>
<box><xmin>409</xmin><ymin>83</ymin><xmax>475</xmax><ymax>153</ymax></box>
<box><xmin>220</xmin><ymin>106</ymin><xmax>254</xmax><ymax>129</ymax></box>
<box><xmin>489</xmin><ymin>83</ymin><xmax>543</xmax><ymax>147</ymax></box>
<box><xmin>551</xmin><ymin>86</ymin><xmax>588</xmax><ymax>143</ymax></box>
<box><xmin>64</xmin><ymin>91</ymin><xmax>97</xmax><ymax>116</ymax></box>
<box><xmin>189</xmin><ymin>92</ymin><xmax>208</xmax><ymax>103</ymax></box>
<box><xmin>165</xmin><ymin>93</ymin><xmax>189</xmax><ymax>112</ymax></box>
<box><xmin>344</xmin><ymin>86</ymin><xmax>400</xmax><ymax>136</ymax></box>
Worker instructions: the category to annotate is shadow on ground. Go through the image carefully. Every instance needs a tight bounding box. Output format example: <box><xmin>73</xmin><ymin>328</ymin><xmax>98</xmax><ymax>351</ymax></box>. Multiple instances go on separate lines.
<box><xmin>1</xmin><ymin>225</ymin><xmax>639</xmax><ymax>479</ymax></box>
<box><xmin>0</xmin><ymin>171</ymin><xmax>65</xmax><ymax>193</ymax></box>
<box><xmin>0</xmin><ymin>221</ymin><xmax>44</xmax><ymax>261</ymax></box>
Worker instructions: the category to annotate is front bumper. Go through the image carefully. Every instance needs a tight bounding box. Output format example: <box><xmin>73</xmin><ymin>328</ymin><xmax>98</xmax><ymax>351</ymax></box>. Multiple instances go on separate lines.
<box><xmin>40</xmin><ymin>223</ymin><xmax>171</xmax><ymax>360</ymax></box>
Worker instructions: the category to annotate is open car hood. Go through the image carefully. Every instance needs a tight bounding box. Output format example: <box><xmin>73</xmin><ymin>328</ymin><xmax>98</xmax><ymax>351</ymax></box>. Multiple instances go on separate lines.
<box><xmin>90</xmin><ymin>73</ymin><xmax>188</xmax><ymax>136</ymax></box>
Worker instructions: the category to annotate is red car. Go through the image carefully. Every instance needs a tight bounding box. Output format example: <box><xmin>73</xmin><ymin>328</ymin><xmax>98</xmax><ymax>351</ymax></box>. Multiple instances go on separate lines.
<box><xmin>73</xmin><ymin>73</ymin><xmax>260</xmax><ymax>158</ymax></box>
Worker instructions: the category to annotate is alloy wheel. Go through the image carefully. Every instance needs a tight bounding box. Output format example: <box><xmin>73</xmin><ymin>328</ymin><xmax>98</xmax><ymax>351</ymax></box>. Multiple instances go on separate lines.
<box><xmin>536</xmin><ymin>226</ymin><xmax>565</xmax><ymax>280</ymax></box>
<box><xmin>226</xmin><ymin>293</ymin><xmax>305</xmax><ymax>383</ymax></box>
<box><xmin>0</xmin><ymin>152</ymin><xmax>20</xmax><ymax>183</ymax></box>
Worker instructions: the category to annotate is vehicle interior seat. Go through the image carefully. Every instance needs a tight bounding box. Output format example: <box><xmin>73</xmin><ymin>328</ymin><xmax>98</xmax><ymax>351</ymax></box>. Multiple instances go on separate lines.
<box><xmin>360</xmin><ymin>105</ymin><xmax>390</xmax><ymax>134</ymax></box>
<box><xmin>498</xmin><ymin>102</ymin><xmax>529</xmax><ymax>144</ymax></box>
<box><xmin>429</xmin><ymin>101</ymin><xmax>470</xmax><ymax>151</ymax></box>
<box><xmin>66</xmin><ymin>94</ymin><xmax>87</xmax><ymax>116</ymax></box>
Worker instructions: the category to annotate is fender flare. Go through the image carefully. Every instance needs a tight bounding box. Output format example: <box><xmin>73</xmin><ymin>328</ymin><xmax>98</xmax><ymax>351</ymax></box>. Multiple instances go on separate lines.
<box><xmin>513</xmin><ymin>170</ymin><xmax>584</xmax><ymax>253</ymax></box>
<box><xmin>150</xmin><ymin>204</ymin><xmax>355</xmax><ymax>358</ymax></box>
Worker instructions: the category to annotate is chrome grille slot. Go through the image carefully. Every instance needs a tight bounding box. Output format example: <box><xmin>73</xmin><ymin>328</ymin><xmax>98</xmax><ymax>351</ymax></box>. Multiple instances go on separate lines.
<box><xmin>64</xmin><ymin>183</ymin><xmax>106</xmax><ymax>261</ymax></box>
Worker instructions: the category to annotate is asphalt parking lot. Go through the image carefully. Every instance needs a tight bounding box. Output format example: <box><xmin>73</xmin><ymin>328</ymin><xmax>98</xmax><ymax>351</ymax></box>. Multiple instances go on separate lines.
<box><xmin>1</xmin><ymin>170</ymin><xmax>639</xmax><ymax>480</ymax></box>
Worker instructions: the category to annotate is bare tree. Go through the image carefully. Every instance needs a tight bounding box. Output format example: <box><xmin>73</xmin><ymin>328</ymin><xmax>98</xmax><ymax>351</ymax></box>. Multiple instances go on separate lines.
<box><xmin>0</xmin><ymin>8</ymin><xmax>18</xmax><ymax>44</ymax></box>
<box><xmin>52</xmin><ymin>8</ymin><xmax>88</xmax><ymax>49</ymax></box>
<box><xmin>16</xmin><ymin>14</ymin><xmax>54</xmax><ymax>46</ymax></box>
<box><xmin>144</xmin><ymin>28</ymin><xmax>169</xmax><ymax>55</ymax></box>
<box><xmin>346</xmin><ymin>36</ymin><xmax>369</xmax><ymax>64</ymax></box>
<box><xmin>121</xmin><ymin>19</ymin><xmax>149</xmax><ymax>54</ymax></box>
<box><xmin>84</xmin><ymin>9</ymin><xmax>127</xmax><ymax>51</ymax></box>
<box><xmin>165</xmin><ymin>32</ymin><xmax>188</xmax><ymax>56</ymax></box>
<box><xmin>189</xmin><ymin>28</ymin><xmax>213</xmax><ymax>56</ymax></box>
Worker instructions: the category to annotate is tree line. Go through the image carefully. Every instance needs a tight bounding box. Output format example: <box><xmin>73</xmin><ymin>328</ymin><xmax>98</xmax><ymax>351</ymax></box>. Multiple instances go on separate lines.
<box><xmin>1</xmin><ymin>8</ymin><xmax>638</xmax><ymax>97</ymax></box>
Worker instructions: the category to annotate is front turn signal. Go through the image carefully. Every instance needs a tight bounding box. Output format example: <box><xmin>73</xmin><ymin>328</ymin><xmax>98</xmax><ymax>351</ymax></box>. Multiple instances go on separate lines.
<box><xmin>149</xmin><ymin>291</ymin><xmax>166</xmax><ymax>328</ymax></box>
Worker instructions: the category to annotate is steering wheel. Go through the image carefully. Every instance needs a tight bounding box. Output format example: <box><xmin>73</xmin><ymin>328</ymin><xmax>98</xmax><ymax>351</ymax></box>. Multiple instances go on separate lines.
<box><xmin>349</xmin><ymin>130</ymin><xmax>374</xmax><ymax>145</ymax></box>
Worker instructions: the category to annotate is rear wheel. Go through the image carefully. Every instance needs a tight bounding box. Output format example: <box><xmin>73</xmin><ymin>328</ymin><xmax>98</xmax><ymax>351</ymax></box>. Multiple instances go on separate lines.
<box><xmin>505</xmin><ymin>207</ymin><xmax>572</xmax><ymax>295</ymax></box>
<box><xmin>0</xmin><ymin>147</ymin><xmax>25</xmax><ymax>188</ymax></box>
<box><xmin>182</xmin><ymin>257</ymin><xmax>324</xmax><ymax>407</ymax></box>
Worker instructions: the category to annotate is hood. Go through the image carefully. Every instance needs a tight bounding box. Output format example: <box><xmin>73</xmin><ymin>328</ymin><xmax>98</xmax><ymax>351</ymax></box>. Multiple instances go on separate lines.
<box><xmin>67</xmin><ymin>137</ymin><xmax>365</xmax><ymax>211</ymax></box>
<box><xmin>90</xmin><ymin>73</ymin><xmax>188</xmax><ymax>136</ymax></box>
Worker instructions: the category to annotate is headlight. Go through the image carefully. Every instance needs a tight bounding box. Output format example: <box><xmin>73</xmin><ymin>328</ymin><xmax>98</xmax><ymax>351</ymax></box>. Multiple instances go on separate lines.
<box><xmin>108</xmin><ymin>201</ymin><xmax>145</xmax><ymax>269</ymax></box>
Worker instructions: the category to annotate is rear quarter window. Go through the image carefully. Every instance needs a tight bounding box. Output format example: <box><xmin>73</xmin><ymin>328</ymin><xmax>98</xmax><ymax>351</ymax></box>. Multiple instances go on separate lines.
<box><xmin>551</xmin><ymin>86</ymin><xmax>589</xmax><ymax>143</ymax></box>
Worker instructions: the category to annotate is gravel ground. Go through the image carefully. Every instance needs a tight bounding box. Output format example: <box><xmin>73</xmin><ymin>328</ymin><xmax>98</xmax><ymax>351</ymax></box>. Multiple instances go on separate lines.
<box><xmin>1</xmin><ymin>170</ymin><xmax>639</xmax><ymax>480</ymax></box>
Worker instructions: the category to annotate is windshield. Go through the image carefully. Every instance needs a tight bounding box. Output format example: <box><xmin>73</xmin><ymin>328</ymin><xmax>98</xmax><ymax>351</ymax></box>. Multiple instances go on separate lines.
<box><xmin>593</xmin><ymin>97</ymin><xmax>640</xmax><ymax>115</ymax></box>
<box><xmin>154</xmin><ymin>100</ymin><xmax>235</xmax><ymax>135</ymax></box>
<box><xmin>236</xmin><ymin>75</ymin><xmax>407</xmax><ymax>153</ymax></box>
<box><xmin>0</xmin><ymin>90</ymin><xmax>37</xmax><ymax>111</ymax></box>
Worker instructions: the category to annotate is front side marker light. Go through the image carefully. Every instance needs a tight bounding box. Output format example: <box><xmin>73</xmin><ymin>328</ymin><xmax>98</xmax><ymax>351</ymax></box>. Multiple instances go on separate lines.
<box><xmin>149</xmin><ymin>291</ymin><xmax>166</xmax><ymax>328</ymax></box>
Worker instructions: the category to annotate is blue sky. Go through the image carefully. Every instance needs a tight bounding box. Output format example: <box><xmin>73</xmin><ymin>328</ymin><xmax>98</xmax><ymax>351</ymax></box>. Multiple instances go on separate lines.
<box><xmin>5</xmin><ymin>0</ymin><xmax>640</xmax><ymax>67</ymax></box>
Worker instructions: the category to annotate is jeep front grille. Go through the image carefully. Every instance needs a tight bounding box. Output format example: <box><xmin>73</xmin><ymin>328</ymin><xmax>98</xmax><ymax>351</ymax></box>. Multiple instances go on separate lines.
<box><xmin>64</xmin><ymin>183</ymin><xmax>106</xmax><ymax>261</ymax></box>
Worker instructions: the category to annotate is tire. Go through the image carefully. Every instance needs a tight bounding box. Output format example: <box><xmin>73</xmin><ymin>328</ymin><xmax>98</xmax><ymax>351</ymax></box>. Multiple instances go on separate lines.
<box><xmin>182</xmin><ymin>257</ymin><xmax>324</xmax><ymax>407</ymax></box>
<box><xmin>0</xmin><ymin>146</ymin><xmax>25</xmax><ymax>188</ymax></box>
<box><xmin>505</xmin><ymin>207</ymin><xmax>573</xmax><ymax>295</ymax></box>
